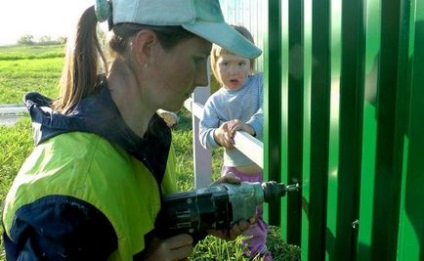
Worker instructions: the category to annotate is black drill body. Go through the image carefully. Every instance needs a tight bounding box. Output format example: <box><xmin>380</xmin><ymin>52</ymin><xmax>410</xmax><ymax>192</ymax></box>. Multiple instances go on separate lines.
<box><xmin>157</xmin><ymin>181</ymin><xmax>299</xmax><ymax>237</ymax></box>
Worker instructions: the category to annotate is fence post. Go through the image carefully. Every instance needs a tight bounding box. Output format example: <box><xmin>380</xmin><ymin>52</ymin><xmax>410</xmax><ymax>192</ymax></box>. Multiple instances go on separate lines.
<box><xmin>191</xmin><ymin>87</ymin><xmax>212</xmax><ymax>188</ymax></box>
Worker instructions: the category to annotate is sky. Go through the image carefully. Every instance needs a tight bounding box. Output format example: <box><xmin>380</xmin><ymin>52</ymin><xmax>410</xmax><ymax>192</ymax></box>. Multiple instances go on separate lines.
<box><xmin>0</xmin><ymin>0</ymin><xmax>93</xmax><ymax>46</ymax></box>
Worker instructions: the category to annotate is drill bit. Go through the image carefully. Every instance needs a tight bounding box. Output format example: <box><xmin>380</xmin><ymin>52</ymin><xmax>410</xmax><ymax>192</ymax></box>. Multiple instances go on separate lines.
<box><xmin>285</xmin><ymin>183</ymin><xmax>300</xmax><ymax>192</ymax></box>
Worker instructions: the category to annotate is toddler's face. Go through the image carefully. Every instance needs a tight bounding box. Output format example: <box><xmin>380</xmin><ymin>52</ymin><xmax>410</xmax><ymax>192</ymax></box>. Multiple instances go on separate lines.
<box><xmin>216</xmin><ymin>53</ymin><xmax>251</xmax><ymax>90</ymax></box>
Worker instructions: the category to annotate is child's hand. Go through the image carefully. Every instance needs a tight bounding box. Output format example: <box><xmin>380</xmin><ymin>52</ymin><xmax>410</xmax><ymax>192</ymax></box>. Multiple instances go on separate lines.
<box><xmin>227</xmin><ymin>119</ymin><xmax>256</xmax><ymax>136</ymax></box>
<box><xmin>214</xmin><ymin>122</ymin><xmax>235</xmax><ymax>149</ymax></box>
<box><xmin>215</xmin><ymin>120</ymin><xmax>256</xmax><ymax>149</ymax></box>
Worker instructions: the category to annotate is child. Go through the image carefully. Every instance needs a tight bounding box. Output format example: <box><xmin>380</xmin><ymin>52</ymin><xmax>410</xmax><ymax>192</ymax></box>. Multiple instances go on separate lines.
<box><xmin>199</xmin><ymin>25</ymin><xmax>271</xmax><ymax>260</ymax></box>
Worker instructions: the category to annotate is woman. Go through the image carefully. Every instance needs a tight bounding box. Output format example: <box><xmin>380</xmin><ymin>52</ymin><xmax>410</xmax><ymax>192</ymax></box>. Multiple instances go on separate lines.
<box><xmin>2</xmin><ymin>0</ymin><xmax>262</xmax><ymax>260</ymax></box>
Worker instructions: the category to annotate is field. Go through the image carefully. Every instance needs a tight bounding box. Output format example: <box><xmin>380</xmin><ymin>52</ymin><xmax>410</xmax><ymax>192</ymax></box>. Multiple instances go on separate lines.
<box><xmin>0</xmin><ymin>44</ymin><xmax>300</xmax><ymax>260</ymax></box>
<box><xmin>0</xmin><ymin>45</ymin><xmax>64</xmax><ymax>104</ymax></box>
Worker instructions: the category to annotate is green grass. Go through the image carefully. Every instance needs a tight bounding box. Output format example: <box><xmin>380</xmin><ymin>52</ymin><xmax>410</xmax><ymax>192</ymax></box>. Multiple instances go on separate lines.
<box><xmin>0</xmin><ymin>118</ymin><xmax>33</xmax><ymax>200</ymax></box>
<box><xmin>0</xmin><ymin>44</ymin><xmax>63</xmax><ymax>104</ymax></box>
<box><xmin>0</xmin><ymin>44</ymin><xmax>65</xmax><ymax>60</ymax></box>
<box><xmin>0</xmin><ymin>45</ymin><xmax>301</xmax><ymax>260</ymax></box>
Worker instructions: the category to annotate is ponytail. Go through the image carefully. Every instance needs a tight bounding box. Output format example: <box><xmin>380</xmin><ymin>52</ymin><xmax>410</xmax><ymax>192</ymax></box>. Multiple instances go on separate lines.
<box><xmin>54</xmin><ymin>5</ymin><xmax>108</xmax><ymax>113</ymax></box>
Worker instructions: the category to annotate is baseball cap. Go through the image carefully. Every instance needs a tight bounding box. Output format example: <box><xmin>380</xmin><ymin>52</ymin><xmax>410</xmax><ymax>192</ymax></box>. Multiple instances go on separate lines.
<box><xmin>96</xmin><ymin>0</ymin><xmax>262</xmax><ymax>59</ymax></box>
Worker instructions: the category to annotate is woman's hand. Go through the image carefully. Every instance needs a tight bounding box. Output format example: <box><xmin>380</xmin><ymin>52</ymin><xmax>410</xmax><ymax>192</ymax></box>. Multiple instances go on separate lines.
<box><xmin>144</xmin><ymin>234</ymin><xmax>193</xmax><ymax>261</ymax></box>
<box><xmin>207</xmin><ymin>218</ymin><xmax>255</xmax><ymax>241</ymax></box>
<box><xmin>210</xmin><ymin>171</ymin><xmax>241</xmax><ymax>186</ymax></box>
<box><xmin>207</xmin><ymin>173</ymin><xmax>256</xmax><ymax>240</ymax></box>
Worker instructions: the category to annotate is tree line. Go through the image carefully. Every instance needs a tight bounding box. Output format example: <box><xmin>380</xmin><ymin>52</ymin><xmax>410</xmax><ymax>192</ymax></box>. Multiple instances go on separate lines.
<box><xmin>17</xmin><ymin>34</ymin><xmax>67</xmax><ymax>45</ymax></box>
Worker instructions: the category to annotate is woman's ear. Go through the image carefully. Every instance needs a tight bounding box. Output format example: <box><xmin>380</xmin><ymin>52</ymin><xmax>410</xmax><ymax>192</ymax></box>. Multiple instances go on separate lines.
<box><xmin>132</xmin><ymin>30</ymin><xmax>157</xmax><ymax>65</ymax></box>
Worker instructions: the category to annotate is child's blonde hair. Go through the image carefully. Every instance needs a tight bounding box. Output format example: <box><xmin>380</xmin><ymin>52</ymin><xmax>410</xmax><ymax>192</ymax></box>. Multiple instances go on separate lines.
<box><xmin>210</xmin><ymin>25</ymin><xmax>257</xmax><ymax>80</ymax></box>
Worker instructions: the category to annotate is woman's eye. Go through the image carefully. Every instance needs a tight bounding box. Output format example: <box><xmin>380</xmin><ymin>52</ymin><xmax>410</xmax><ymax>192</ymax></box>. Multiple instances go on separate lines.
<box><xmin>194</xmin><ymin>57</ymin><xmax>205</xmax><ymax>64</ymax></box>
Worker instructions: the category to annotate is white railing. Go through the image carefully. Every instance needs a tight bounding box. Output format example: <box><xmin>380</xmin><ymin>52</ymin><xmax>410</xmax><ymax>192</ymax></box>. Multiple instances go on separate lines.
<box><xmin>184</xmin><ymin>87</ymin><xmax>264</xmax><ymax>188</ymax></box>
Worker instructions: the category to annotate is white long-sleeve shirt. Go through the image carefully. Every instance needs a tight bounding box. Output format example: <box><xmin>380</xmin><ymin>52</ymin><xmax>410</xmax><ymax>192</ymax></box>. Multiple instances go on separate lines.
<box><xmin>199</xmin><ymin>73</ymin><xmax>263</xmax><ymax>167</ymax></box>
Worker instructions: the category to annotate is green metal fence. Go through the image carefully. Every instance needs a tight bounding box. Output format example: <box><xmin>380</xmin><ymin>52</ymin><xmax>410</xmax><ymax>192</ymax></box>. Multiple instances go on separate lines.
<box><xmin>220</xmin><ymin>0</ymin><xmax>424</xmax><ymax>260</ymax></box>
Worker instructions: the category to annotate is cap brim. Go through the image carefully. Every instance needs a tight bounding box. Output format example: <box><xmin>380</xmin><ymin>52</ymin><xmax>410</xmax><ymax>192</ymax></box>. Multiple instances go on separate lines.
<box><xmin>182</xmin><ymin>22</ymin><xmax>262</xmax><ymax>59</ymax></box>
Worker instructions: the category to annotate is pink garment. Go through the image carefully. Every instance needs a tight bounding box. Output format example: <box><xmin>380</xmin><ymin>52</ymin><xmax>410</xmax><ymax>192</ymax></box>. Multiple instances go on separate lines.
<box><xmin>222</xmin><ymin>166</ymin><xmax>273</xmax><ymax>260</ymax></box>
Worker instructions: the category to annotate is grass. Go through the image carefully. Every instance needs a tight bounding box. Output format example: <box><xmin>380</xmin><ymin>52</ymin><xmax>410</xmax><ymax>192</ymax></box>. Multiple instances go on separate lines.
<box><xmin>0</xmin><ymin>118</ymin><xmax>33</xmax><ymax>200</ymax></box>
<box><xmin>0</xmin><ymin>44</ymin><xmax>64</xmax><ymax>104</ymax></box>
<box><xmin>0</xmin><ymin>44</ymin><xmax>300</xmax><ymax>260</ymax></box>
<box><xmin>0</xmin><ymin>45</ymin><xmax>65</xmax><ymax>60</ymax></box>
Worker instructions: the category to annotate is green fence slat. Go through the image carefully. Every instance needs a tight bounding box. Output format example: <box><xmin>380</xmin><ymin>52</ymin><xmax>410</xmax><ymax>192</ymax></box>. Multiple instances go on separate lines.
<box><xmin>264</xmin><ymin>0</ymin><xmax>283</xmax><ymax>226</ymax></box>
<box><xmin>334</xmin><ymin>0</ymin><xmax>365</xmax><ymax>259</ymax></box>
<box><xmin>287</xmin><ymin>0</ymin><xmax>304</xmax><ymax>247</ymax></box>
<box><xmin>357</xmin><ymin>0</ymin><xmax>381</xmax><ymax>259</ymax></box>
<box><xmin>309</xmin><ymin>0</ymin><xmax>332</xmax><ymax>260</ymax></box>
<box><xmin>372</xmin><ymin>0</ymin><xmax>405</xmax><ymax>259</ymax></box>
<box><xmin>280</xmin><ymin>0</ymin><xmax>293</xmax><ymax>242</ymax></box>
<box><xmin>397</xmin><ymin>0</ymin><xmax>424</xmax><ymax>258</ymax></box>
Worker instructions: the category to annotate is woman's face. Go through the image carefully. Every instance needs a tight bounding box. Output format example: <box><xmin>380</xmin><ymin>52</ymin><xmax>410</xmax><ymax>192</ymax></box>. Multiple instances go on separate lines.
<box><xmin>150</xmin><ymin>36</ymin><xmax>212</xmax><ymax>111</ymax></box>
<box><xmin>215</xmin><ymin>53</ymin><xmax>251</xmax><ymax>90</ymax></box>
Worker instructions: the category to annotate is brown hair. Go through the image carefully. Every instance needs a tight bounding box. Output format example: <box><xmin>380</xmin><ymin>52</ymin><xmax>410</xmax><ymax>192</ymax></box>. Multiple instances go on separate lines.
<box><xmin>53</xmin><ymin>6</ymin><xmax>195</xmax><ymax>113</ymax></box>
<box><xmin>210</xmin><ymin>24</ymin><xmax>256</xmax><ymax>81</ymax></box>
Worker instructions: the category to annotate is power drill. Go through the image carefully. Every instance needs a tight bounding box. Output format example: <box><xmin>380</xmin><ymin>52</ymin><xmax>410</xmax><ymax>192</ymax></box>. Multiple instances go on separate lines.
<box><xmin>156</xmin><ymin>181</ymin><xmax>299</xmax><ymax>238</ymax></box>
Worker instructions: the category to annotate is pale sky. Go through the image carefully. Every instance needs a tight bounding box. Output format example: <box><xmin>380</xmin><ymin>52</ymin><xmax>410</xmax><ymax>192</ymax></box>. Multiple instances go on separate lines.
<box><xmin>0</xmin><ymin>0</ymin><xmax>93</xmax><ymax>46</ymax></box>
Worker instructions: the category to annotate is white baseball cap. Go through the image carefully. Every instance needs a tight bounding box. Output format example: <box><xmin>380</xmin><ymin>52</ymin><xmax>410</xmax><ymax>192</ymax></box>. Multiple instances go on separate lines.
<box><xmin>96</xmin><ymin>0</ymin><xmax>262</xmax><ymax>58</ymax></box>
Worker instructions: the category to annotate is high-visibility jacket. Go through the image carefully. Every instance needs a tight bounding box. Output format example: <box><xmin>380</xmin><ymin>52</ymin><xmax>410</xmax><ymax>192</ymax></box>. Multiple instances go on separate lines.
<box><xmin>2</xmin><ymin>83</ymin><xmax>177</xmax><ymax>260</ymax></box>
